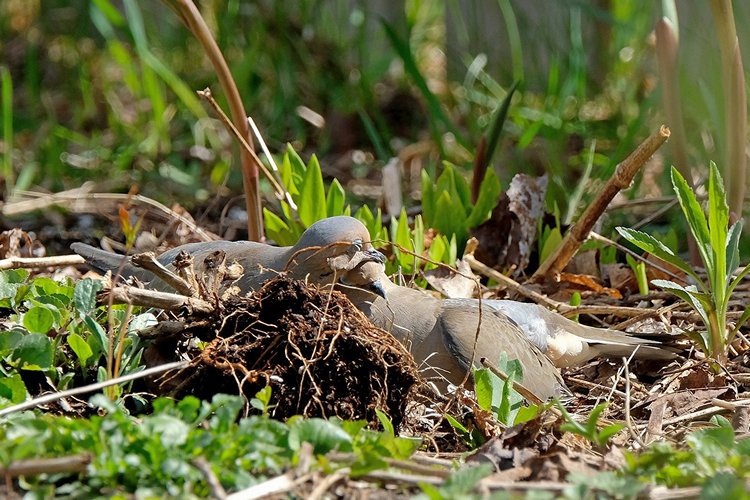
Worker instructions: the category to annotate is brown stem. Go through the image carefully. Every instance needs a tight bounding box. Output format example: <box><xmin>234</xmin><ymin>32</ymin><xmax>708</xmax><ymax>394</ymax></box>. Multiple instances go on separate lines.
<box><xmin>530</xmin><ymin>126</ymin><xmax>671</xmax><ymax>282</ymax></box>
<box><xmin>170</xmin><ymin>0</ymin><xmax>263</xmax><ymax>240</ymax></box>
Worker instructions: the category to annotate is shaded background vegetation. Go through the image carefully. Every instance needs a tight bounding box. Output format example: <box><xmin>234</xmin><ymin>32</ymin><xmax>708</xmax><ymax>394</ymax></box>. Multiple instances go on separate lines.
<box><xmin>1</xmin><ymin>0</ymin><xmax>749</xmax><ymax>246</ymax></box>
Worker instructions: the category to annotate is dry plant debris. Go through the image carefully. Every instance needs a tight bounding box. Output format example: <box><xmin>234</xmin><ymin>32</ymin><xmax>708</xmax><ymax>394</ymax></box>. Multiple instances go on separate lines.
<box><xmin>148</xmin><ymin>276</ymin><xmax>421</xmax><ymax>428</ymax></box>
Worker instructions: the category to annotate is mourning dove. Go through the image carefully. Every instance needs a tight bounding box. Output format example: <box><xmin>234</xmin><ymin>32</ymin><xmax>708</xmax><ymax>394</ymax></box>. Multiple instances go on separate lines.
<box><xmin>72</xmin><ymin>216</ymin><xmax>387</xmax><ymax>296</ymax></box>
<box><xmin>483</xmin><ymin>300</ymin><xmax>676</xmax><ymax>368</ymax></box>
<box><xmin>344</xmin><ymin>262</ymin><xmax>675</xmax><ymax>373</ymax></box>
<box><xmin>341</xmin><ymin>263</ymin><xmax>565</xmax><ymax>400</ymax></box>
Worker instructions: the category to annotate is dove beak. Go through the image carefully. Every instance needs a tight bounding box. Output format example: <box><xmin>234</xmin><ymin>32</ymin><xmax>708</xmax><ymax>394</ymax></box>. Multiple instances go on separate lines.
<box><xmin>365</xmin><ymin>248</ymin><xmax>386</xmax><ymax>264</ymax></box>
<box><xmin>368</xmin><ymin>279</ymin><xmax>387</xmax><ymax>298</ymax></box>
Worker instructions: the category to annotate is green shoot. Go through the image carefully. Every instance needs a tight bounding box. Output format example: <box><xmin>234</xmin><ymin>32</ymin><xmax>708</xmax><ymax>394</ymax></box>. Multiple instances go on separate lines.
<box><xmin>617</xmin><ymin>163</ymin><xmax>750</xmax><ymax>362</ymax></box>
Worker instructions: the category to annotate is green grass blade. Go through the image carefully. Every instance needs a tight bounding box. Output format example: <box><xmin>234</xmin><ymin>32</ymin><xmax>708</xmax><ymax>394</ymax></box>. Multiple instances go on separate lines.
<box><xmin>483</xmin><ymin>80</ymin><xmax>519</xmax><ymax>170</ymax></box>
<box><xmin>670</xmin><ymin>166</ymin><xmax>713</xmax><ymax>273</ymax></box>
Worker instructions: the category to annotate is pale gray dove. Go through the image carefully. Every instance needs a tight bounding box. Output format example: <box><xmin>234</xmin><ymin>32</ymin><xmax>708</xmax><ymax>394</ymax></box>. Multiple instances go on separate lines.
<box><xmin>483</xmin><ymin>300</ymin><xmax>676</xmax><ymax>368</ymax></box>
<box><xmin>72</xmin><ymin>216</ymin><xmax>386</xmax><ymax>296</ymax></box>
<box><xmin>341</xmin><ymin>262</ymin><xmax>565</xmax><ymax>400</ymax></box>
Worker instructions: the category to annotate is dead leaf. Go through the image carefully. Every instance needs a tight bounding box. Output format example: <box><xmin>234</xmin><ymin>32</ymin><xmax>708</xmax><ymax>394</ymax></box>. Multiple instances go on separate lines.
<box><xmin>471</xmin><ymin>174</ymin><xmax>547</xmax><ymax>276</ymax></box>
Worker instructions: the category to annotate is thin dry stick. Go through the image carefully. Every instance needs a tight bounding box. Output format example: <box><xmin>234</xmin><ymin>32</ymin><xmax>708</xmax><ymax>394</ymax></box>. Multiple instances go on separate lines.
<box><xmin>170</xmin><ymin>0</ymin><xmax>263</xmax><ymax>240</ymax></box>
<box><xmin>0</xmin><ymin>454</ymin><xmax>91</xmax><ymax>477</ymax></box>
<box><xmin>0</xmin><ymin>360</ymin><xmax>190</xmax><ymax>417</ymax></box>
<box><xmin>531</xmin><ymin>125</ymin><xmax>671</xmax><ymax>282</ymax></box>
<box><xmin>196</xmin><ymin>88</ymin><xmax>290</xmax><ymax>204</ymax></box>
<box><xmin>0</xmin><ymin>254</ymin><xmax>84</xmax><ymax>271</ymax></box>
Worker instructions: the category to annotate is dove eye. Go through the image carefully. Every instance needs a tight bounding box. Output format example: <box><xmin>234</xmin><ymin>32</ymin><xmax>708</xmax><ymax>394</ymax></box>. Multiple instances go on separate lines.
<box><xmin>350</xmin><ymin>239</ymin><xmax>363</xmax><ymax>252</ymax></box>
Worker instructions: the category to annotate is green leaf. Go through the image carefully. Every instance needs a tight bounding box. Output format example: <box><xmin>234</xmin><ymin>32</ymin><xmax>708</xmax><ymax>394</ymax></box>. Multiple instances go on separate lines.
<box><xmin>421</xmin><ymin>169</ymin><xmax>435</xmax><ymax>226</ymax></box>
<box><xmin>298</xmin><ymin>155</ymin><xmax>327</xmax><ymax>227</ymax></box>
<box><xmin>0</xmin><ymin>329</ymin><xmax>23</xmax><ymax>356</ymax></box>
<box><xmin>375</xmin><ymin>409</ymin><xmax>394</xmax><ymax>437</ymax></box>
<box><xmin>466</xmin><ymin>168</ymin><xmax>502</xmax><ymax>228</ymax></box>
<box><xmin>280</xmin><ymin>145</ymin><xmax>302</xmax><ymax>197</ymax></box>
<box><xmin>0</xmin><ymin>268</ymin><xmax>30</xmax><ymax>284</ymax></box>
<box><xmin>483</xmin><ymin>81</ymin><xmax>519</xmax><ymax>168</ymax></box>
<box><xmin>707</xmin><ymin>162</ymin><xmax>729</xmax><ymax>271</ymax></box>
<box><xmin>540</xmin><ymin>226</ymin><xmax>563</xmax><ymax>265</ymax></box>
<box><xmin>474</xmin><ymin>367</ymin><xmax>502</xmax><ymax>413</ymax></box>
<box><xmin>264</xmin><ymin>207</ymin><xmax>294</xmax><ymax>246</ymax></box>
<box><xmin>0</xmin><ymin>373</ymin><xmax>28</xmax><ymax>404</ymax></box>
<box><xmin>616</xmin><ymin>227</ymin><xmax>700</xmax><ymax>283</ymax></box>
<box><xmin>14</xmin><ymin>333</ymin><xmax>54</xmax><ymax>370</ymax></box>
<box><xmin>440</xmin><ymin>463</ymin><xmax>493</xmax><ymax>497</ymax></box>
<box><xmin>68</xmin><ymin>332</ymin><xmax>94</xmax><ymax>366</ymax></box>
<box><xmin>22</xmin><ymin>306</ymin><xmax>55</xmax><ymax>334</ymax></box>
<box><xmin>726</xmin><ymin>220</ymin><xmax>743</xmax><ymax>279</ymax></box>
<box><xmin>444</xmin><ymin>414</ymin><xmax>470</xmax><ymax>434</ymax></box>
<box><xmin>288</xmin><ymin>418</ymin><xmax>352</xmax><ymax>455</ymax></box>
<box><xmin>73</xmin><ymin>278</ymin><xmax>104</xmax><ymax>316</ymax></box>
<box><xmin>84</xmin><ymin>315</ymin><xmax>109</xmax><ymax>353</ymax></box>
<box><xmin>670</xmin><ymin>166</ymin><xmax>713</xmax><ymax>273</ymax></box>
<box><xmin>434</xmin><ymin>191</ymin><xmax>467</xmax><ymax>245</ymax></box>
<box><xmin>326</xmin><ymin>178</ymin><xmax>346</xmax><ymax>216</ymax></box>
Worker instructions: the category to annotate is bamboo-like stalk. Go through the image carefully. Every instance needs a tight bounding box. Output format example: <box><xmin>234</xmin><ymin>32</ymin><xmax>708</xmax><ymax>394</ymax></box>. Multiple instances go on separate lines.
<box><xmin>655</xmin><ymin>15</ymin><xmax>700</xmax><ymax>264</ymax></box>
<box><xmin>168</xmin><ymin>0</ymin><xmax>263</xmax><ymax>240</ymax></box>
<box><xmin>709</xmin><ymin>0</ymin><xmax>747</xmax><ymax>220</ymax></box>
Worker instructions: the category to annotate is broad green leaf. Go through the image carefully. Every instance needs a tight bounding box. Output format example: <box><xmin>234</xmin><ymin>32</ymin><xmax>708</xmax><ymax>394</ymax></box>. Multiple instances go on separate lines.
<box><xmin>726</xmin><ymin>220</ymin><xmax>743</xmax><ymax>279</ymax></box>
<box><xmin>298</xmin><ymin>155</ymin><xmax>327</xmax><ymax>227</ymax></box>
<box><xmin>413</xmin><ymin>215</ymin><xmax>425</xmax><ymax>261</ymax></box>
<box><xmin>263</xmin><ymin>208</ymin><xmax>294</xmax><ymax>246</ymax></box>
<box><xmin>73</xmin><ymin>278</ymin><xmax>103</xmax><ymax>316</ymax></box>
<box><xmin>288</xmin><ymin>418</ymin><xmax>352</xmax><ymax>455</ymax></box>
<box><xmin>23</xmin><ymin>306</ymin><xmax>55</xmax><ymax>334</ymax></box>
<box><xmin>474</xmin><ymin>367</ymin><xmax>502</xmax><ymax>412</ymax></box>
<box><xmin>466</xmin><ymin>168</ymin><xmax>502</xmax><ymax>228</ymax></box>
<box><xmin>280</xmin><ymin>146</ymin><xmax>301</xmax><ymax>196</ymax></box>
<box><xmin>0</xmin><ymin>329</ymin><xmax>23</xmax><ymax>356</ymax></box>
<box><xmin>0</xmin><ymin>373</ymin><xmax>28</xmax><ymax>404</ymax></box>
<box><xmin>128</xmin><ymin>312</ymin><xmax>158</xmax><ymax>335</ymax></box>
<box><xmin>68</xmin><ymin>333</ymin><xmax>93</xmax><ymax>366</ymax></box>
<box><xmin>143</xmin><ymin>414</ymin><xmax>190</xmax><ymax>447</ymax></box>
<box><xmin>0</xmin><ymin>268</ymin><xmax>30</xmax><ymax>284</ymax></box>
<box><xmin>393</xmin><ymin>209</ymin><xmax>414</xmax><ymax>273</ymax></box>
<box><xmin>14</xmin><ymin>333</ymin><xmax>54</xmax><ymax>370</ymax></box>
<box><xmin>514</xmin><ymin>404</ymin><xmax>541</xmax><ymax>425</ymax></box>
<box><xmin>616</xmin><ymin>227</ymin><xmax>700</xmax><ymax>283</ymax></box>
<box><xmin>670</xmin><ymin>166</ymin><xmax>713</xmax><ymax>273</ymax></box>
<box><xmin>434</xmin><ymin>191</ymin><xmax>467</xmax><ymax>245</ymax></box>
<box><xmin>651</xmin><ymin>280</ymin><xmax>709</xmax><ymax>320</ymax></box>
<box><xmin>428</xmin><ymin>234</ymin><xmax>447</xmax><ymax>265</ymax></box>
<box><xmin>325</xmin><ymin>178</ymin><xmax>346</xmax><ymax>216</ymax></box>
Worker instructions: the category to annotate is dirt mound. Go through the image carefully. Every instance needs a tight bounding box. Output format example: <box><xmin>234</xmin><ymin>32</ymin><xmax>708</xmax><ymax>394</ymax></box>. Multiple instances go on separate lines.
<box><xmin>149</xmin><ymin>276</ymin><xmax>420</xmax><ymax>428</ymax></box>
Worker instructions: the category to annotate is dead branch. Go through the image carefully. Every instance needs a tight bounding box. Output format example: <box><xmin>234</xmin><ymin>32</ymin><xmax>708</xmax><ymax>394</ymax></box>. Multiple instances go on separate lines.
<box><xmin>531</xmin><ymin>125</ymin><xmax>671</xmax><ymax>282</ymax></box>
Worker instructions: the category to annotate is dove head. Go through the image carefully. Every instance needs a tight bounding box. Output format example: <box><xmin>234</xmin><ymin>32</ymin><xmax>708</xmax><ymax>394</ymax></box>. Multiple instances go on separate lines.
<box><xmin>285</xmin><ymin>216</ymin><xmax>386</xmax><ymax>292</ymax></box>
